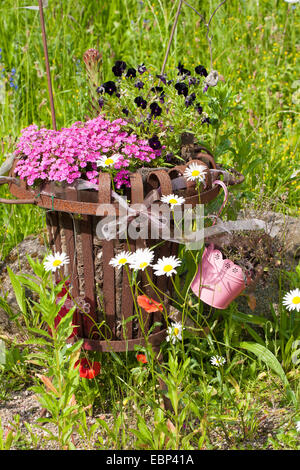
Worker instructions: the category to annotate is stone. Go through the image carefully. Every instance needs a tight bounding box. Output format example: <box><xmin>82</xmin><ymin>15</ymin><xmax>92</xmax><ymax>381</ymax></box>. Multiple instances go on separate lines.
<box><xmin>209</xmin><ymin>210</ymin><xmax>300</xmax><ymax>320</ymax></box>
<box><xmin>206</xmin><ymin>210</ymin><xmax>300</xmax><ymax>264</ymax></box>
<box><xmin>255</xmin><ymin>211</ymin><xmax>300</xmax><ymax>261</ymax></box>
<box><xmin>0</xmin><ymin>234</ymin><xmax>48</xmax><ymax>337</ymax></box>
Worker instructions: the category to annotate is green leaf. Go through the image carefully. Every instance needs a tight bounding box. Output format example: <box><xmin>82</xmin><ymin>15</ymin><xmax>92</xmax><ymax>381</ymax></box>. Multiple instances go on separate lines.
<box><xmin>24</xmin><ymin>337</ymin><xmax>51</xmax><ymax>347</ymax></box>
<box><xmin>239</xmin><ymin>342</ymin><xmax>297</xmax><ymax>406</ymax></box>
<box><xmin>232</xmin><ymin>310</ymin><xmax>267</xmax><ymax>326</ymax></box>
<box><xmin>244</xmin><ymin>325</ymin><xmax>265</xmax><ymax>346</ymax></box>
<box><xmin>7</xmin><ymin>267</ymin><xmax>27</xmax><ymax>315</ymax></box>
<box><xmin>243</xmin><ymin>157</ymin><xmax>264</xmax><ymax>175</ymax></box>
<box><xmin>137</xmin><ymin>417</ymin><xmax>153</xmax><ymax>443</ymax></box>
<box><xmin>27</xmin><ymin>327</ymin><xmax>53</xmax><ymax>339</ymax></box>
<box><xmin>239</xmin><ymin>342</ymin><xmax>289</xmax><ymax>386</ymax></box>
<box><xmin>4</xmin><ymin>430</ymin><xmax>13</xmax><ymax>450</ymax></box>
<box><xmin>16</xmin><ymin>273</ymin><xmax>42</xmax><ymax>291</ymax></box>
<box><xmin>0</xmin><ymin>297</ymin><xmax>18</xmax><ymax>320</ymax></box>
<box><xmin>110</xmin><ymin>352</ymin><xmax>124</xmax><ymax>367</ymax></box>
<box><xmin>26</xmin><ymin>255</ymin><xmax>44</xmax><ymax>278</ymax></box>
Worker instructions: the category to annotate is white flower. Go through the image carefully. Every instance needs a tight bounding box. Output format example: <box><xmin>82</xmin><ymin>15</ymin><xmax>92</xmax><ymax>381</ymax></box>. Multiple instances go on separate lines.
<box><xmin>109</xmin><ymin>251</ymin><xmax>133</xmax><ymax>269</ymax></box>
<box><xmin>152</xmin><ymin>256</ymin><xmax>181</xmax><ymax>277</ymax></box>
<box><xmin>296</xmin><ymin>421</ymin><xmax>300</xmax><ymax>432</ymax></box>
<box><xmin>183</xmin><ymin>163</ymin><xmax>207</xmax><ymax>183</ymax></box>
<box><xmin>282</xmin><ymin>288</ymin><xmax>300</xmax><ymax>312</ymax></box>
<box><xmin>166</xmin><ymin>322</ymin><xmax>184</xmax><ymax>344</ymax></box>
<box><xmin>96</xmin><ymin>153</ymin><xmax>121</xmax><ymax>168</ymax></box>
<box><xmin>161</xmin><ymin>194</ymin><xmax>185</xmax><ymax>209</ymax></box>
<box><xmin>43</xmin><ymin>252</ymin><xmax>70</xmax><ymax>273</ymax></box>
<box><xmin>129</xmin><ymin>248</ymin><xmax>154</xmax><ymax>271</ymax></box>
<box><xmin>210</xmin><ymin>355</ymin><xmax>226</xmax><ymax>367</ymax></box>
<box><xmin>204</xmin><ymin>69</ymin><xmax>219</xmax><ymax>88</ymax></box>
<box><xmin>291</xmin><ymin>169</ymin><xmax>300</xmax><ymax>179</ymax></box>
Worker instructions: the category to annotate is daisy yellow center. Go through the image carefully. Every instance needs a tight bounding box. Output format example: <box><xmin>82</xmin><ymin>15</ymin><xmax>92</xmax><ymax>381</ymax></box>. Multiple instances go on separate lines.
<box><xmin>118</xmin><ymin>258</ymin><xmax>127</xmax><ymax>264</ymax></box>
<box><xmin>139</xmin><ymin>261</ymin><xmax>148</xmax><ymax>268</ymax></box>
<box><xmin>174</xmin><ymin>327</ymin><xmax>180</xmax><ymax>336</ymax></box>
<box><xmin>292</xmin><ymin>296</ymin><xmax>300</xmax><ymax>305</ymax></box>
<box><xmin>105</xmin><ymin>158</ymin><xmax>114</xmax><ymax>165</ymax></box>
<box><xmin>53</xmin><ymin>259</ymin><xmax>62</xmax><ymax>267</ymax></box>
<box><xmin>191</xmin><ymin>170</ymin><xmax>200</xmax><ymax>177</ymax></box>
<box><xmin>169</xmin><ymin>198</ymin><xmax>178</xmax><ymax>205</ymax></box>
<box><xmin>163</xmin><ymin>264</ymin><xmax>173</xmax><ymax>272</ymax></box>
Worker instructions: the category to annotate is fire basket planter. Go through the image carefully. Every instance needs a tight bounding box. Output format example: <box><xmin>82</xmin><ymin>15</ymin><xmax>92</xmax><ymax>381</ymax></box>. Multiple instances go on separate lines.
<box><xmin>1</xmin><ymin>138</ymin><xmax>245</xmax><ymax>354</ymax></box>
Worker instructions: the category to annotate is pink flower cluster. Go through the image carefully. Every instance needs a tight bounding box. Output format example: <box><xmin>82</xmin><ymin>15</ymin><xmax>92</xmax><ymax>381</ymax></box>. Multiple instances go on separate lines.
<box><xmin>14</xmin><ymin>116</ymin><xmax>161</xmax><ymax>187</ymax></box>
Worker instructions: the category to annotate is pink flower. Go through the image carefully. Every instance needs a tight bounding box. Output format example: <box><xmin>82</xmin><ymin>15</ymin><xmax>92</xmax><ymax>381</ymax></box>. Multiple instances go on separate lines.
<box><xmin>14</xmin><ymin>115</ymin><xmax>163</xmax><ymax>189</ymax></box>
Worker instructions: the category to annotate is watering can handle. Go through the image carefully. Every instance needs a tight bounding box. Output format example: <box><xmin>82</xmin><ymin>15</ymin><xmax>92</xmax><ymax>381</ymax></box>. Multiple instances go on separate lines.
<box><xmin>211</xmin><ymin>179</ymin><xmax>228</xmax><ymax>227</ymax></box>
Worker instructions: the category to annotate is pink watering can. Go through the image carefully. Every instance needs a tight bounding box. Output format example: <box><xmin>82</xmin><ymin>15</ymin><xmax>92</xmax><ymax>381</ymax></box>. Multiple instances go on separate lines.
<box><xmin>191</xmin><ymin>180</ymin><xmax>250</xmax><ymax>309</ymax></box>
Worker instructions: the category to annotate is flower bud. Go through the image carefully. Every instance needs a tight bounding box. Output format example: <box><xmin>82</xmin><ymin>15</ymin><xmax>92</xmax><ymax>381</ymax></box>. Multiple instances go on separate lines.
<box><xmin>83</xmin><ymin>48</ymin><xmax>101</xmax><ymax>67</ymax></box>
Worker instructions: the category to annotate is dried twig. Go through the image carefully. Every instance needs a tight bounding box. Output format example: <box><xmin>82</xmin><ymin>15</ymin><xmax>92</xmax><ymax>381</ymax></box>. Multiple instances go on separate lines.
<box><xmin>206</xmin><ymin>1</ymin><xmax>227</xmax><ymax>69</ymax></box>
<box><xmin>184</xmin><ymin>0</ymin><xmax>227</xmax><ymax>69</ymax></box>
<box><xmin>183</xmin><ymin>1</ymin><xmax>205</xmax><ymax>22</ymax></box>
<box><xmin>161</xmin><ymin>0</ymin><xmax>184</xmax><ymax>75</ymax></box>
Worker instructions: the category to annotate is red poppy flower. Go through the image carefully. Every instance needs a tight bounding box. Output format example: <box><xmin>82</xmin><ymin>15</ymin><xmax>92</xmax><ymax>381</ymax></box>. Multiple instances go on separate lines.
<box><xmin>137</xmin><ymin>295</ymin><xmax>163</xmax><ymax>313</ymax></box>
<box><xmin>48</xmin><ymin>281</ymin><xmax>78</xmax><ymax>338</ymax></box>
<box><xmin>136</xmin><ymin>354</ymin><xmax>148</xmax><ymax>364</ymax></box>
<box><xmin>74</xmin><ymin>358</ymin><xmax>101</xmax><ymax>379</ymax></box>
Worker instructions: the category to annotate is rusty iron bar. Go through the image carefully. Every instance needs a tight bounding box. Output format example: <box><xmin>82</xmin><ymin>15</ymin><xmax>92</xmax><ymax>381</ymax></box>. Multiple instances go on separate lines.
<box><xmin>38</xmin><ymin>0</ymin><xmax>57</xmax><ymax>130</ymax></box>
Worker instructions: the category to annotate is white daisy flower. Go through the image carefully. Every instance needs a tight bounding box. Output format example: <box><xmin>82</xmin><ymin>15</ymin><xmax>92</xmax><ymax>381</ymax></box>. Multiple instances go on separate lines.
<box><xmin>43</xmin><ymin>252</ymin><xmax>70</xmax><ymax>273</ymax></box>
<box><xmin>183</xmin><ymin>163</ymin><xmax>207</xmax><ymax>183</ymax></box>
<box><xmin>161</xmin><ymin>194</ymin><xmax>185</xmax><ymax>209</ymax></box>
<box><xmin>109</xmin><ymin>251</ymin><xmax>133</xmax><ymax>270</ymax></box>
<box><xmin>96</xmin><ymin>153</ymin><xmax>121</xmax><ymax>168</ymax></box>
<box><xmin>291</xmin><ymin>169</ymin><xmax>300</xmax><ymax>179</ymax></box>
<box><xmin>166</xmin><ymin>321</ymin><xmax>184</xmax><ymax>344</ymax></box>
<box><xmin>129</xmin><ymin>248</ymin><xmax>154</xmax><ymax>271</ymax></box>
<box><xmin>282</xmin><ymin>288</ymin><xmax>300</xmax><ymax>312</ymax></box>
<box><xmin>152</xmin><ymin>256</ymin><xmax>181</xmax><ymax>277</ymax></box>
<box><xmin>296</xmin><ymin>421</ymin><xmax>300</xmax><ymax>432</ymax></box>
<box><xmin>210</xmin><ymin>355</ymin><xmax>226</xmax><ymax>367</ymax></box>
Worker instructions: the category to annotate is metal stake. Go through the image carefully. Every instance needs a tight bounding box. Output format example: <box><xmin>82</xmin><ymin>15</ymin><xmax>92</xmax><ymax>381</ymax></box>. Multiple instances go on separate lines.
<box><xmin>38</xmin><ymin>0</ymin><xmax>57</xmax><ymax>130</ymax></box>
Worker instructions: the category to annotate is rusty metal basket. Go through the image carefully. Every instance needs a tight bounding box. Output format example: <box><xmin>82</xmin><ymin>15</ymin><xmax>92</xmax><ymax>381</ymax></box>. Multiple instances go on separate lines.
<box><xmin>0</xmin><ymin>145</ymin><xmax>245</xmax><ymax>353</ymax></box>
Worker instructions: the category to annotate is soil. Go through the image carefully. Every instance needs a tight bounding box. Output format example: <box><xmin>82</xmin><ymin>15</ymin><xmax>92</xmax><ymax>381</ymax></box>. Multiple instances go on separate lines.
<box><xmin>0</xmin><ymin>386</ymin><xmax>298</xmax><ymax>450</ymax></box>
<box><xmin>0</xmin><ymin>388</ymin><xmax>113</xmax><ymax>450</ymax></box>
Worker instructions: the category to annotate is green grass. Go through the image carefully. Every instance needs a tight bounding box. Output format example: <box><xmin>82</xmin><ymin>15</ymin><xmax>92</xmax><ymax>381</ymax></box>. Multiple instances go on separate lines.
<box><xmin>0</xmin><ymin>0</ymin><xmax>299</xmax><ymax>258</ymax></box>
